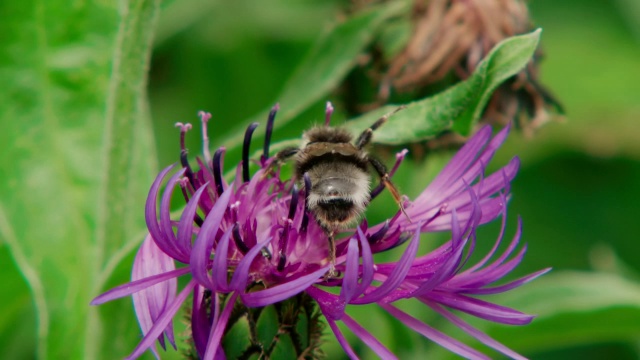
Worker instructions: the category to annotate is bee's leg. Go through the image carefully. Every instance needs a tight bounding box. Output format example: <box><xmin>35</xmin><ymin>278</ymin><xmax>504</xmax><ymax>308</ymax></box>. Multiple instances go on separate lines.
<box><xmin>355</xmin><ymin>106</ymin><xmax>406</xmax><ymax>149</ymax></box>
<box><xmin>327</xmin><ymin>230</ymin><xmax>337</xmax><ymax>277</ymax></box>
<box><xmin>261</xmin><ymin>147</ymin><xmax>299</xmax><ymax>178</ymax></box>
<box><xmin>369</xmin><ymin>157</ymin><xmax>411</xmax><ymax>221</ymax></box>
<box><xmin>318</xmin><ymin>224</ymin><xmax>337</xmax><ymax>278</ymax></box>
<box><xmin>273</xmin><ymin>147</ymin><xmax>299</xmax><ymax>164</ymax></box>
<box><xmin>355</xmin><ymin>115</ymin><xmax>388</xmax><ymax>149</ymax></box>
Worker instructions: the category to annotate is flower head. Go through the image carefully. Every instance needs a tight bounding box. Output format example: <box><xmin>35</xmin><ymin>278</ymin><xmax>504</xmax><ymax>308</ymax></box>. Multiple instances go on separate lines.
<box><xmin>353</xmin><ymin>0</ymin><xmax>562</xmax><ymax>136</ymax></box>
<box><xmin>92</xmin><ymin>104</ymin><xmax>548</xmax><ymax>359</ymax></box>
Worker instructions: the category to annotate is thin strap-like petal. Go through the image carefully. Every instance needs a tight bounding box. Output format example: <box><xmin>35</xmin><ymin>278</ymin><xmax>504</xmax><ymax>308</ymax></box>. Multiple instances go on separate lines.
<box><xmin>241</xmin><ymin>267</ymin><xmax>328</xmax><ymax>307</ymax></box>
<box><xmin>380</xmin><ymin>303</ymin><xmax>489</xmax><ymax>360</ymax></box>
<box><xmin>342</xmin><ymin>314</ymin><xmax>397</xmax><ymax>360</ymax></box>
<box><xmin>212</xmin><ymin>227</ymin><xmax>234</xmax><ymax>292</ymax></box>
<box><xmin>192</xmin><ymin>284</ymin><xmax>211</xmax><ymax>358</ymax></box>
<box><xmin>425</xmin><ymin>292</ymin><xmax>534</xmax><ymax>325</ymax></box>
<box><xmin>427</xmin><ymin>301</ymin><xmax>528</xmax><ymax>360</ymax></box>
<box><xmin>326</xmin><ymin>318</ymin><xmax>359</xmax><ymax>360</ymax></box>
<box><xmin>91</xmin><ymin>267</ymin><xmax>190</xmax><ymax>305</ymax></box>
<box><xmin>132</xmin><ymin>235</ymin><xmax>178</xmax><ymax>350</ymax></box>
<box><xmin>125</xmin><ymin>280</ymin><xmax>197</xmax><ymax>360</ymax></box>
<box><xmin>160</xmin><ymin>170</ymin><xmax>190</xmax><ymax>261</ymax></box>
<box><xmin>177</xmin><ymin>183</ymin><xmax>209</xmax><ymax>253</ymax></box>
<box><xmin>356</xmin><ymin>227</ymin><xmax>374</xmax><ymax>297</ymax></box>
<box><xmin>353</xmin><ymin>224</ymin><xmax>421</xmax><ymax>304</ymax></box>
<box><xmin>146</xmin><ymin>165</ymin><xmax>185</xmax><ymax>261</ymax></box>
<box><xmin>190</xmin><ymin>186</ymin><xmax>233</xmax><ymax>288</ymax></box>
<box><xmin>461</xmin><ymin>268</ymin><xmax>551</xmax><ymax>295</ymax></box>
<box><xmin>340</xmin><ymin>237</ymin><xmax>360</xmax><ymax>304</ymax></box>
<box><xmin>203</xmin><ymin>292</ymin><xmax>239</xmax><ymax>360</ymax></box>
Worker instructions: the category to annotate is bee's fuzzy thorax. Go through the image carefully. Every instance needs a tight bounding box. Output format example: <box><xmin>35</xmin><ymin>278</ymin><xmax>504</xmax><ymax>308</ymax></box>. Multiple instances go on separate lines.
<box><xmin>303</xmin><ymin>126</ymin><xmax>353</xmax><ymax>144</ymax></box>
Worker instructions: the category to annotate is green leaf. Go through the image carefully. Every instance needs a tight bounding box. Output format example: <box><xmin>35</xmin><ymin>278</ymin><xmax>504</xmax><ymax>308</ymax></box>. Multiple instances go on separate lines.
<box><xmin>344</xmin><ymin>29</ymin><xmax>542</xmax><ymax>143</ymax></box>
<box><xmin>453</xmin><ymin>29</ymin><xmax>542</xmax><ymax>135</ymax></box>
<box><xmin>218</xmin><ymin>1</ymin><xmax>408</xmax><ymax>151</ymax></box>
<box><xmin>0</xmin><ymin>0</ymin><xmax>160</xmax><ymax>358</ymax></box>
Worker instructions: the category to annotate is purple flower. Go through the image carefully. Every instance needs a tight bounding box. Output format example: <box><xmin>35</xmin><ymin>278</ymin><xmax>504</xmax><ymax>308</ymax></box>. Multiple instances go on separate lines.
<box><xmin>92</xmin><ymin>104</ymin><xmax>548</xmax><ymax>359</ymax></box>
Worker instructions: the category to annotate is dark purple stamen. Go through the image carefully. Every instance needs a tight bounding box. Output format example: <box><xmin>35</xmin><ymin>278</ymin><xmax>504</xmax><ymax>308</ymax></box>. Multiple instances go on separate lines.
<box><xmin>178</xmin><ymin>179</ymin><xmax>204</xmax><ymax>226</ymax></box>
<box><xmin>242</xmin><ymin>122</ymin><xmax>260</xmax><ymax>182</ymax></box>
<box><xmin>176</xmin><ymin>123</ymin><xmax>197</xmax><ymax>188</ymax></box>
<box><xmin>277</xmin><ymin>253</ymin><xmax>287</xmax><ymax>272</ymax></box>
<box><xmin>421</xmin><ymin>205</ymin><xmax>446</xmax><ymax>230</ymax></box>
<box><xmin>395</xmin><ymin>232</ymin><xmax>412</xmax><ymax>247</ymax></box>
<box><xmin>232</xmin><ymin>223</ymin><xmax>249</xmax><ymax>255</ymax></box>
<box><xmin>368</xmin><ymin>220</ymin><xmax>390</xmax><ymax>244</ymax></box>
<box><xmin>176</xmin><ymin>122</ymin><xmax>191</xmax><ymax>150</ymax></box>
<box><xmin>287</xmin><ymin>184</ymin><xmax>299</xmax><ymax>221</ymax></box>
<box><xmin>370</xmin><ymin>184</ymin><xmax>384</xmax><ymax>199</ymax></box>
<box><xmin>179</xmin><ymin>150</ymin><xmax>196</xmax><ymax>188</ymax></box>
<box><xmin>212</xmin><ymin>147</ymin><xmax>225</xmax><ymax>196</ymax></box>
<box><xmin>300</xmin><ymin>173</ymin><xmax>312</xmax><ymax>233</ymax></box>
<box><xmin>277</xmin><ymin>185</ymin><xmax>299</xmax><ymax>272</ymax></box>
<box><xmin>262</xmin><ymin>103</ymin><xmax>279</xmax><ymax>162</ymax></box>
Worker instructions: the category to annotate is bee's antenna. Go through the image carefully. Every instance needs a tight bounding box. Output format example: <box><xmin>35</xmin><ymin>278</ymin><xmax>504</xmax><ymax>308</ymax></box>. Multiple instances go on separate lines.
<box><xmin>324</xmin><ymin>101</ymin><xmax>334</xmax><ymax>127</ymax></box>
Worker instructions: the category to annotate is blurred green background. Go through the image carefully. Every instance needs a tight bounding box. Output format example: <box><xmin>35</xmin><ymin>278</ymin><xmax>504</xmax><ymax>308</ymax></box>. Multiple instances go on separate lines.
<box><xmin>1</xmin><ymin>0</ymin><xmax>640</xmax><ymax>359</ymax></box>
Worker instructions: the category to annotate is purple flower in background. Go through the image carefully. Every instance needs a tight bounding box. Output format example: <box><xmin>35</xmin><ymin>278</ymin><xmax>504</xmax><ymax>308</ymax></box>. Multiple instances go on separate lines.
<box><xmin>92</xmin><ymin>104</ymin><xmax>548</xmax><ymax>360</ymax></box>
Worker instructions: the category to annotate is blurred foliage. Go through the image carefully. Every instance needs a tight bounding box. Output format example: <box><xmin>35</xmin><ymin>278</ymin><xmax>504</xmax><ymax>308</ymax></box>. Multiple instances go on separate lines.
<box><xmin>1</xmin><ymin>0</ymin><xmax>640</xmax><ymax>359</ymax></box>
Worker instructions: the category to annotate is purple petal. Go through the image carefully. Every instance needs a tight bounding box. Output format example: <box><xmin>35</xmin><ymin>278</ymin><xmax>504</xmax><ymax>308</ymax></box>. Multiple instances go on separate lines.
<box><xmin>427</xmin><ymin>301</ymin><xmax>527</xmax><ymax>360</ymax></box>
<box><xmin>425</xmin><ymin>292</ymin><xmax>534</xmax><ymax>325</ymax></box>
<box><xmin>229</xmin><ymin>236</ymin><xmax>275</xmax><ymax>291</ymax></box>
<box><xmin>420</xmin><ymin>126</ymin><xmax>492</xmax><ymax>201</ymax></box>
<box><xmin>340</xmin><ymin>236</ymin><xmax>360</xmax><ymax>305</ymax></box>
<box><xmin>419</xmin><ymin>196</ymin><xmax>506</xmax><ymax>232</ymax></box>
<box><xmin>145</xmin><ymin>165</ymin><xmax>186</xmax><ymax>261</ymax></box>
<box><xmin>132</xmin><ymin>235</ymin><xmax>178</xmax><ymax>349</ymax></box>
<box><xmin>380</xmin><ymin>303</ymin><xmax>490</xmax><ymax>360</ymax></box>
<box><xmin>352</xmin><ymin>224</ymin><xmax>421</xmax><ymax>304</ymax></box>
<box><xmin>457</xmin><ymin>245</ymin><xmax>528</xmax><ymax>289</ymax></box>
<box><xmin>342</xmin><ymin>314</ymin><xmax>397</xmax><ymax>360</ymax></box>
<box><xmin>464</xmin><ymin>195</ymin><xmax>509</xmax><ymax>273</ymax></box>
<box><xmin>177</xmin><ymin>183</ymin><xmax>209</xmax><ymax>253</ymax></box>
<box><xmin>192</xmin><ymin>284</ymin><xmax>211</xmax><ymax>359</ymax></box>
<box><xmin>410</xmin><ymin>239</ymin><xmax>466</xmax><ymax>297</ymax></box>
<box><xmin>306</xmin><ymin>286</ymin><xmax>345</xmax><ymax>320</ymax></box>
<box><xmin>91</xmin><ymin>267</ymin><xmax>190</xmax><ymax>305</ymax></box>
<box><xmin>160</xmin><ymin>170</ymin><xmax>190</xmax><ymax>261</ymax></box>
<box><xmin>203</xmin><ymin>292</ymin><xmax>239</xmax><ymax>360</ymax></box>
<box><xmin>326</xmin><ymin>318</ymin><xmax>359</xmax><ymax>360</ymax></box>
<box><xmin>396</xmin><ymin>126</ymin><xmax>514</xmax><ymax>232</ymax></box>
<box><xmin>190</xmin><ymin>186</ymin><xmax>233</xmax><ymax>289</ymax></box>
<box><xmin>126</xmin><ymin>280</ymin><xmax>197</xmax><ymax>360</ymax></box>
<box><xmin>212</xmin><ymin>227</ymin><xmax>234</xmax><ymax>292</ymax></box>
<box><xmin>241</xmin><ymin>267</ymin><xmax>329</xmax><ymax>307</ymax></box>
<box><xmin>462</xmin><ymin>268</ymin><xmax>551</xmax><ymax>295</ymax></box>
<box><xmin>470</xmin><ymin>158</ymin><xmax>519</xmax><ymax>204</ymax></box>
<box><xmin>474</xmin><ymin>216</ymin><xmax>524</xmax><ymax>274</ymax></box>
<box><xmin>356</xmin><ymin>227</ymin><xmax>374</xmax><ymax>297</ymax></box>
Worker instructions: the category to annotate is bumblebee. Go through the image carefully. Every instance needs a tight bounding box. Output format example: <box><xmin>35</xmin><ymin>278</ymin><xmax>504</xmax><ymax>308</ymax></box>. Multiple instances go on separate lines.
<box><xmin>274</xmin><ymin>106</ymin><xmax>407</xmax><ymax>273</ymax></box>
